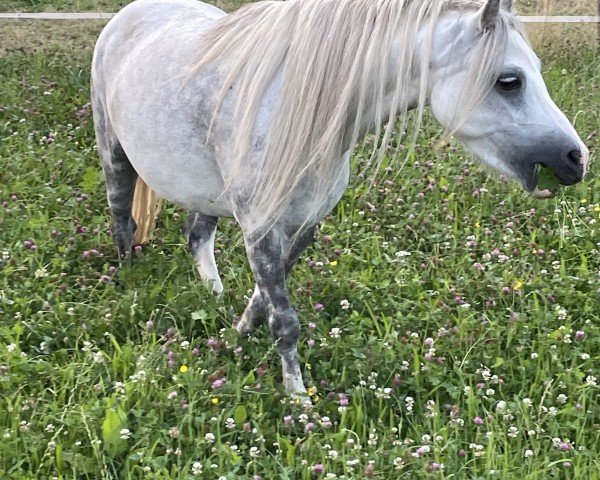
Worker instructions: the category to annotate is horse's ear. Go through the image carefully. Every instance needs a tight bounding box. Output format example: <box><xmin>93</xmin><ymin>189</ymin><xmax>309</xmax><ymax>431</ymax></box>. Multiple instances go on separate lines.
<box><xmin>502</xmin><ymin>0</ymin><xmax>514</xmax><ymax>12</ymax></box>
<box><xmin>479</xmin><ymin>0</ymin><xmax>501</xmax><ymax>31</ymax></box>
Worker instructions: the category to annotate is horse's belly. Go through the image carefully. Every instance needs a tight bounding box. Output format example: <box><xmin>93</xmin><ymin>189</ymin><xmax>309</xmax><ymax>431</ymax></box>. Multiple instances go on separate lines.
<box><xmin>124</xmin><ymin>139</ymin><xmax>233</xmax><ymax>217</ymax></box>
<box><xmin>282</xmin><ymin>152</ymin><xmax>351</xmax><ymax>231</ymax></box>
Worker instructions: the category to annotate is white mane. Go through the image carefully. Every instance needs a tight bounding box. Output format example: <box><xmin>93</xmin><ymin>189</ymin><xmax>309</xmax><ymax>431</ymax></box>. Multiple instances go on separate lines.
<box><xmin>195</xmin><ymin>0</ymin><xmax>519</xmax><ymax>236</ymax></box>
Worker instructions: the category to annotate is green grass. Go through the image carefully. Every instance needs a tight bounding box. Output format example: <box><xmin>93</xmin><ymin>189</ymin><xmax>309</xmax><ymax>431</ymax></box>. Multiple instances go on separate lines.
<box><xmin>0</xmin><ymin>5</ymin><xmax>599</xmax><ymax>480</ymax></box>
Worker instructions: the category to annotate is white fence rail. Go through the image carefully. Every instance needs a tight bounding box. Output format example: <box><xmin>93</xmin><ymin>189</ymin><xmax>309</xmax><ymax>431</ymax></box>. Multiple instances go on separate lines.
<box><xmin>0</xmin><ymin>12</ymin><xmax>599</xmax><ymax>23</ymax></box>
<box><xmin>519</xmin><ymin>15</ymin><xmax>600</xmax><ymax>23</ymax></box>
<box><xmin>0</xmin><ymin>12</ymin><xmax>114</xmax><ymax>19</ymax></box>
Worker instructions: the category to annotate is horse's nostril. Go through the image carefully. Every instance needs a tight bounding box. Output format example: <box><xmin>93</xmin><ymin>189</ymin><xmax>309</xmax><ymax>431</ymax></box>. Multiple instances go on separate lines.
<box><xmin>567</xmin><ymin>149</ymin><xmax>582</xmax><ymax>165</ymax></box>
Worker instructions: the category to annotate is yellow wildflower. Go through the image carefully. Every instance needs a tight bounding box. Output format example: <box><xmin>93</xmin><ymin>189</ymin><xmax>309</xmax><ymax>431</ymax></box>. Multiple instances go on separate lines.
<box><xmin>179</xmin><ymin>365</ymin><xmax>188</xmax><ymax>373</ymax></box>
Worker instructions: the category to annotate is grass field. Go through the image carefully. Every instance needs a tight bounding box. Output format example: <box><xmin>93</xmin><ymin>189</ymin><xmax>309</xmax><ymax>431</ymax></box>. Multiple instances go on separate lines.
<box><xmin>0</xmin><ymin>1</ymin><xmax>599</xmax><ymax>479</ymax></box>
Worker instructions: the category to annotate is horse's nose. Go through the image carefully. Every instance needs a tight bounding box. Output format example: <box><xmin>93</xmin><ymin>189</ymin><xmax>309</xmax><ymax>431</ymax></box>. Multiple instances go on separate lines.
<box><xmin>567</xmin><ymin>149</ymin><xmax>582</xmax><ymax>166</ymax></box>
<box><xmin>558</xmin><ymin>147</ymin><xmax>584</xmax><ymax>186</ymax></box>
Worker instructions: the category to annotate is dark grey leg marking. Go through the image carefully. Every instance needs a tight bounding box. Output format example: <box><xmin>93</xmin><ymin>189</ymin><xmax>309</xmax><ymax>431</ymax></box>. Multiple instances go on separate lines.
<box><xmin>241</xmin><ymin>229</ymin><xmax>311</xmax><ymax>394</ymax></box>
<box><xmin>185</xmin><ymin>213</ymin><xmax>223</xmax><ymax>293</ymax></box>
<box><xmin>93</xmin><ymin>90</ymin><xmax>138</xmax><ymax>260</ymax></box>
<box><xmin>101</xmin><ymin>142</ymin><xmax>138</xmax><ymax>259</ymax></box>
<box><xmin>285</xmin><ymin>226</ymin><xmax>318</xmax><ymax>274</ymax></box>
<box><xmin>237</xmin><ymin>226</ymin><xmax>316</xmax><ymax>336</ymax></box>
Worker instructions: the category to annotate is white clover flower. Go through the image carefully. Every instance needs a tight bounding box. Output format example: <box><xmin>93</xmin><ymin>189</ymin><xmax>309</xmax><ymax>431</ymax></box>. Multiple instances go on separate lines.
<box><xmin>92</xmin><ymin>351</ymin><xmax>105</xmax><ymax>364</ymax></box>
<box><xmin>405</xmin><ymin>396</ymin><xmax>414</xmax><ymax>414</ymax></box>
<box><xmin>249</xmin><ymin>446</ymin><xmax>260</xmax><ymax>458</ymax></box>
<box><xmin>375</xmin><ymin>387</ymin><xmax>392</xmax><ymax>399</ymax></box>
<box><xmin>35</xmin><ymin>267</ymin><xmax>49</xmax><ymax>278</ymax></box>
<box><xmin>470</xmin><ymin>443</ymin><xmax>485</xmax><ymax>457</ymax></box>
<box><xmin>329</xmin><ymin>327</ymin><xmax>341</xmax><ymax>339</ymax></box>
<box><xmin>191</xmin><ymin>462</ymin><xmax>203</xmax><ymax>475</ymax></box>
<box><xmin>555</xmin><ymin>306</ymin><xmax>568</xmax><ymax>320</ymax></box>
<box><xmin>556</xmin><ymin>394</ymin><xmax>568</xmax><ymax>405</ymax></box>
<box><xmin>524</xmin><ymin>450</ymin><xmax>534</xmax><ymax>458</ymax></box>
<box><xmin>205</xmin><ymin>432</ymin><xmax>216</xmax><ymax>443</ymax></box>
<box><xmin>340</xmin><ymin>299</ymin><xmax>350</xmax><ymax>310</ymax></box>
<box><xmin>298</xmin><ymin>414</ymin><xmax>308</xmax><ymax>424</ymax></box>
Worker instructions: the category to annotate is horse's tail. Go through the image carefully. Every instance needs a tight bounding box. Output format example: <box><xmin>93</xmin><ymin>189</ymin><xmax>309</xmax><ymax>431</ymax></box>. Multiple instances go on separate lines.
<box><xmin>132</xmin><ymin>178</ymin><xmax>161</xmax><ymax>244</ymax></box>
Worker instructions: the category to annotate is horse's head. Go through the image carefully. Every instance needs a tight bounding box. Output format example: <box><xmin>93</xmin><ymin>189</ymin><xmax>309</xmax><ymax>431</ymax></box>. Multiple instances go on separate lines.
<box><xmin>428</xmin><ymin>0</ymin><xmax>589</xmax><ymax>198</ymax></box>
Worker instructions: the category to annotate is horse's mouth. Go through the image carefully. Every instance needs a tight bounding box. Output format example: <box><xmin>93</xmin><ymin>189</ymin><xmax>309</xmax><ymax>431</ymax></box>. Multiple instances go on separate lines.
<box><xmin>520</xmin><ymin>163</ymin><xmax>559</xmax><ymax>200</ymax></box>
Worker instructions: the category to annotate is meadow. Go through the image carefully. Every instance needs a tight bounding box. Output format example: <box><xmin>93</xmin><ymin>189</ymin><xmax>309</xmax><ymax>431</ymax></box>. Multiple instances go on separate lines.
<box><xmin>0</xmin><ymin>0</ymin><xmax>599</xmax><ymax>479</ymax></box>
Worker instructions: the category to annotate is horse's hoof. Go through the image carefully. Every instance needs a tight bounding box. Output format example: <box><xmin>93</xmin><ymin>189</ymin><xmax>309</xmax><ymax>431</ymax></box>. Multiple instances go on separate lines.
<box><xmin>235</xmin><ymin>318</ymin><xmax>255</xmax><ymax>337</ymax></box>
<box><xmin>117</xmin><ymin>250</ymin><xmax>134</xmax><ymax>267</ymax></box>
<box><xmin>290</xmin><ymin>391</ymin><xmax>312</xmax><ymax>406</ymax></box>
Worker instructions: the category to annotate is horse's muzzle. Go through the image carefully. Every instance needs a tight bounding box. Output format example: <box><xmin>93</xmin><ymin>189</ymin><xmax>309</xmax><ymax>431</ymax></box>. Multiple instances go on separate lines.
<box><xmin>515</xmin><ymin>141</ymin><xmax>585</xmax><ymax>191</ymax></box>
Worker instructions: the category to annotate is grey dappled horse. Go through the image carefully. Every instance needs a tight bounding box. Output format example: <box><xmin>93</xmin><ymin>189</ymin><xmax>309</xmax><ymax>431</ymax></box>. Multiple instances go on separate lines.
<box><xmin>92</xmin><ymin>0</ymin><xmax>589</xmax><ymax>396</ymax></box>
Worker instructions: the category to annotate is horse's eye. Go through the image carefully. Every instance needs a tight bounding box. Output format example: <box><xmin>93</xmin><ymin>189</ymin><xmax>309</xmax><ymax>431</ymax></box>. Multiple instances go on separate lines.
<box><xmin>496</xmin><ymin>74</ymin><xmax>522</xmax><ymax>91</ymax></box>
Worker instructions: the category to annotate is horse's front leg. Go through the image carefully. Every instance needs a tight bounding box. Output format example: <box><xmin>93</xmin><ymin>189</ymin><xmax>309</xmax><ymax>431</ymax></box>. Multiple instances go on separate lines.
<box><xmin>236</xmin><ymin>226</ymin><xmax>316</xmax><ymax>336</ymax></box>
<box><xmin>243</xmin><ymin>230</ymin><xmax>307</xmax><ymax>395</ymax></box>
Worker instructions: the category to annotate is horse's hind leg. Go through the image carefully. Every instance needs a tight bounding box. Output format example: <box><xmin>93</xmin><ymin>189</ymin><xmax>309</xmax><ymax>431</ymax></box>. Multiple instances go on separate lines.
<box><xmin>93</xmin><ymin>94</ymin><xmax>138</xmax><ymax>259</ymax></box>
<box><xmin>102</xmin><ymin>142</ymin><xmax>138</xmax><ymax>259</ymax></box>
<box><xmin>236</xmin><ymin>226</ymin><xmax>316</xmax><ymax>336</ymax></box>
<box><xmin>185</xmin><ymin>213</ymin><xmax>223</xmax><ymax>294</ymax></box>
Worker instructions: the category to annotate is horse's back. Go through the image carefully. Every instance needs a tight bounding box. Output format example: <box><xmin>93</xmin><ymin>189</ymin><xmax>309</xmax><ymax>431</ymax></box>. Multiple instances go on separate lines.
<box><xmin>93</xmin><ymin>0</ymin><xmax>224</xmax><ymax>76</ymax></box>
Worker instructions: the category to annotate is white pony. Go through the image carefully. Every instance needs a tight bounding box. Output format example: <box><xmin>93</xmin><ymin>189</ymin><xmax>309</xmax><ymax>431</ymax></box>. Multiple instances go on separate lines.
<box><xmin>92</xmin><ymin>0</ymin><xmax>589</xmax><ymax>395</ymax></box>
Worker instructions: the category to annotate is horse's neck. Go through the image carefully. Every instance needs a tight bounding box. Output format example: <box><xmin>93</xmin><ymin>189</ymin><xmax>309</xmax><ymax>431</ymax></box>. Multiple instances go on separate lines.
<box><xmin>342</xmin><ymin>28</ymin><xmax>426</xmax><ymax>151</ymax></box>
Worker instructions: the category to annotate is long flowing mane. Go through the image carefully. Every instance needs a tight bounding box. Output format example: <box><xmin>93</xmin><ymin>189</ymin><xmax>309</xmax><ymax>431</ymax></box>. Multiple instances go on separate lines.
<box><xmin>194</xmin><ymin>0</ymin><xmax>517</xmax><ymax>237</ymax></box>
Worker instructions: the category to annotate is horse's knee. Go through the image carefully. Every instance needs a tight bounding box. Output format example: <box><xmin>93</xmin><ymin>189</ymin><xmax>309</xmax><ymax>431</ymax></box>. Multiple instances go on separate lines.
<box><xmin>269</xmin><ymin>309</ymin><xmax>300</xmax><ymax>349</ymax></box>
